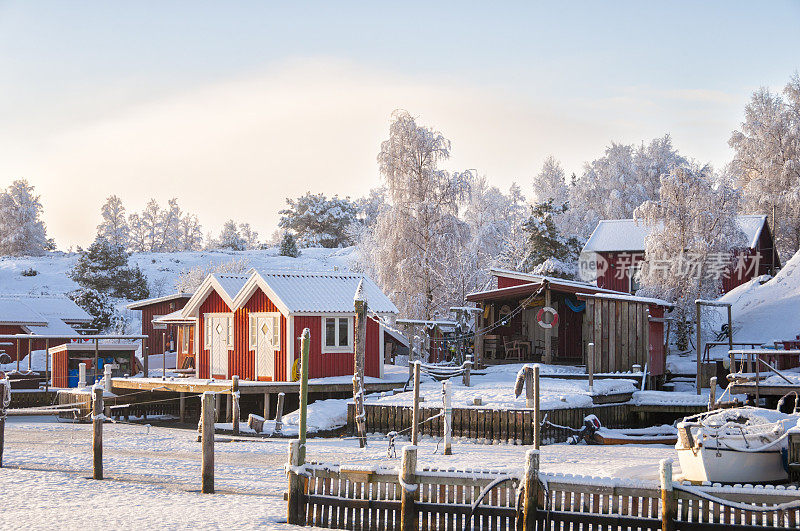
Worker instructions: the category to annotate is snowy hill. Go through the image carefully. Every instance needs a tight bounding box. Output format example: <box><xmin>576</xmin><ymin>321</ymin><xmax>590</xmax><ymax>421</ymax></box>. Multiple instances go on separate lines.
<box><xmin>718</xmin><ymin>248</ymin><xmax>800</xmax><ymax>344</ymax></box>
<box><xmin>0</xmin><ymin>247</ymin><xmax>360</xmax><ymax>332</ymax></box>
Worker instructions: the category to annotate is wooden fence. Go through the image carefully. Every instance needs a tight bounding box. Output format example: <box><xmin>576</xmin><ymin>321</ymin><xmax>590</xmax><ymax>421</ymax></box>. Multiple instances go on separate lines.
<box><xmin>287</xmin><ymin>449</ymin><xmax>800</xmax><ymax>530</ymax></box>
<box><xmin>350</xmin><ymin>402</ymin><xmax>705</xmax><ymax>445</ymax></box>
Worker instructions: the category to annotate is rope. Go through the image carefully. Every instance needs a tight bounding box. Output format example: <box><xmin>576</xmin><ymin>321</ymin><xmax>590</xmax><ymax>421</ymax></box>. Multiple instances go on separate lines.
<box><xmin>673</xmin><ymin>483</ymin><xmax>800</xmax><ymax>512</ymax></box>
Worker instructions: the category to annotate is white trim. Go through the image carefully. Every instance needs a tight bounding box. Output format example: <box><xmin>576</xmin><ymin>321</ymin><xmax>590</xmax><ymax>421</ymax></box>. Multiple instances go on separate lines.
<box><xmin>287</xmin><ymin>316</ymin><xmax>294</xmax><ymax>382</ymax></box>
<box><xmin>152</xmin><ymin>314</ymin><xmax>167</xmax><ymax>330</ymax></box>
<box><xmin>232</xmin><ymin>272</ymin><xmax>292</xmax><ymax>316</ymax></box>
<box><xmin>126</xmin><ymin>293</ymin><xmax>192</xmax><ymax>310</ymax></box>
<box><xmin>322</xmin><ymin>314</ymin><xmax>354</xmax><ymax>353</ymax></box>
<box><xmin>194</xmin><ymin>317</ymin><xmax>200</xmax><ymax>378</ymax></box>
<box><xmin>248</xmin><ymin>312</ymin><xmax>281</xmax><ymax>351</ymax></box>
<box><xmin>181</xmin><ymin>275</ymin><xmax>242</xmax><ymax>317</ymax></box>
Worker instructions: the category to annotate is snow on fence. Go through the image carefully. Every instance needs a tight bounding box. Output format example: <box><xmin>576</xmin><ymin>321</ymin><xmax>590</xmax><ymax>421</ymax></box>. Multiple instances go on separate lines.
<box><xmin>348</xmin><ymin>402</ymin><xmax>706</xmax><ymax>445</ymax></box>
<box><xmin>286</xmin><ymin>448</ymin><xmax>800</xmax><ymax>530</ymax></box>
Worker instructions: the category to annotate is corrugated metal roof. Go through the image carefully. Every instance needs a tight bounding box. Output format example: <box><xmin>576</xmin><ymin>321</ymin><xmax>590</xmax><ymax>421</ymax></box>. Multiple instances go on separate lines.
<box><xmin>213</xmin><ymin>274</ymin><xmax>250</xmax><ymax>302</ymax></box>
<box><xmin>0</xmin><ymin>294</ymin><xmax>92</xmax><ymax>323</ymax></box>
<box><xmin>581</xmin><ymin>215</ymin><xmax>767</xmax><ymax>253</ymax></box>
<box><xmin>255</xmin><ymin>271</ymin><xmax>398</xmax><ymax>314</ymax></box>
<box><xmin>0</xmin><ymin>299</ymin><xmax>47</xmax><ymax>325</ymax></box>
<box><xmin>127</xmin><ymin>293</ymin><xmax>192</xmax><ymax>310</ymax></box>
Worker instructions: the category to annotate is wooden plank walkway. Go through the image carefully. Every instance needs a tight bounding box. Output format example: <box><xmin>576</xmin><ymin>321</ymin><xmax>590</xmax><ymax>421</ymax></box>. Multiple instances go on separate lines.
<box><xmin>110</xmin><ymin>377</ymin><xmax>405</xmax><ymax>395</ymax></box>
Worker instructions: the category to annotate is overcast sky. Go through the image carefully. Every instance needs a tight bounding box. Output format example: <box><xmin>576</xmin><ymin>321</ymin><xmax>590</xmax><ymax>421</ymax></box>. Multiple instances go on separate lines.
<box><xmin>1</xmin><ymin>1</ymin><xmax>798</xmax><ymax>249</ymax></box>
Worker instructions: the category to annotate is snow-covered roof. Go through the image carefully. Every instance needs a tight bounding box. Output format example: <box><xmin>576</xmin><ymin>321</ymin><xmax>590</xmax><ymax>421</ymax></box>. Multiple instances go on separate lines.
<box><xmin>488</xmin><ymin>269</ymin><xmax>623</xmax><ymax>294</ymax></box>
<box><xmin>24</xmin><ymin>318</ymin><xmax>81</xmax><ymax>336</ymax></box>
<box><xmin>575</xmin><ymin>292</ymin><xmax>674</xmax><ymax>308</ymax></box>
<box><xmin>182</xmin><ymin>270</ymin><xmax>398</xmax><ymax>316</ymax></box>
<box><xmin>152</xmin><ymin>309</ymin><xmax>195</xmax><ymax>324</ymax></box>
<box><xmin>581</xmin><ymin>215</ymin><xmax>768</xmax><ymax>253</ymax></box>
<box><xmin>0</xmin><ymin>295</ymin><xmax>91</xmax><ymax>325</ymax></box>
<box><xmin>126</xmin><ymin>293</ymin><xmax>192</xmax><ymax>310</ymax></box>
<box><xmin>245</xmin><ymin>271</ymin><xmax>398</xmax><ymax>314</ymax></box>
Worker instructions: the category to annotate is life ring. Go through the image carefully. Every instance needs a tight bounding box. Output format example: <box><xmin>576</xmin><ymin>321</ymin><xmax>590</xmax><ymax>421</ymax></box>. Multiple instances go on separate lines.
<box><xmin>537</xmin><ymin>306</ymin><xmax>559</xmax><ymax>329</ymax></box>
<box><xmin>291</xmin><ymin>358</ymin><xmax>300</xmax><ymax>381</ymax></box>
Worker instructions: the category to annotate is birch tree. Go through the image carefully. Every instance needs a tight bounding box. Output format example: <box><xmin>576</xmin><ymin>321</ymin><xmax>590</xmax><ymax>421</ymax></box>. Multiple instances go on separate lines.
<box><xmin>0</xmin><ymin>179</ymin><xmax>54</xmax><ymax>255</ymax></box>
<box><xmin>96</xmin><ymin>195</ymin><xmax>129</xmax><ymax>249</ymax></box>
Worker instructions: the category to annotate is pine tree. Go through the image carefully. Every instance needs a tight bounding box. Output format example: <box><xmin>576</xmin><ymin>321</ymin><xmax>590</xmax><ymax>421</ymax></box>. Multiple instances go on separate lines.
<box><xmin>68</xmin><ymin>288</ymin><xmax>116</xmax><ymax>331</ymax></box>
<box><xmin>0</xmin><ymin>179</ymin><xmax>55</xmax><ymax>255</ymax></box>
<box><xmin>214</xmin><ymin>220</ymin><xmax>246</xmax><ymax>250</ymax></box>
<box><xmin>522</xmin><ymin>199</ymin><xmax>581</xmax><ymax>278</ymax></box>
<box><xmin>279</xmin><ymin>232</ymin><xmax>300</xmax><ymax>257</ymax></box>
<box><xmin>70</xmin><ymin>236</ymin><xmax>150</xmax><ymax>299</ymax></box>
<box><xmin>97</xmin><ymin>195</ymin><xmax>129</xmax><ymax>249</ymax></box>
<box><xmin>279</xmin><ymin>192</ymin><xmax>359</xmax><ymax>247</ymax></box>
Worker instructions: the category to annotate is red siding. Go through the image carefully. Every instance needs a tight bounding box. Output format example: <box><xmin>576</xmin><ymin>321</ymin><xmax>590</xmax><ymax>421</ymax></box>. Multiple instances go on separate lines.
<box><xmin>197</xmin><ymin>291</ymin><xmax>232</xmax><ymax>379</ymax></box>
<box><xmin>366</xmin><ymin>317</ymin><xmax>380</xmax><ymax>378</ymax></box>
<box><xmin>51</xmin><ymin>349</ymin><xmax>69</xmax><ymax>387</ymax></box>
<box><xmin>596</xmin><ymin>252</ymin><xmax>643</xmax><ymax>293</ymax></box>
<box><xmin>0</xmin><ymin>324</ymin><xmax>26</xmax><ymax>361</ymax></box>
<box><xmin>497</xmin><ymin>276</ymin><xmax>532</xmax><ymax>289</ymax></box>
<box><xmin>292</xmin><ymin>315</ymin><xmax>381</xmax><ymax>380</ymax></box>
<box><xmin>231</xmin><ymin>288</ymin><xmax>287</xmax><ymax>381</ymax></box>
<box><xmin>138</xmin><ymin>298</ymin><xmax>189</xmax><ymax>354</ymax></box>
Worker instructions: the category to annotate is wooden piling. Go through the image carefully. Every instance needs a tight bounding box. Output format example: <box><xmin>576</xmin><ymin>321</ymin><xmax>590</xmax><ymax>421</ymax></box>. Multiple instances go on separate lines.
<box><xmin>400</xmin><ymin>445</ymin><xmax>418</xmax><ymax>531</ymax></box>
<box><xmin>660</xmin><ymin>459</ymin><xmax>676</xmax><ymax>531</ymax></box>
<box><xmin>463</xmin><ymin>355</ymin><xmax>472</xmax><ymax>387</ymax></box>
<box><xmin>44</xmin><ymin>338</ymin><xmax>50</xmax><ymax>392</ymax></box>
<box><xmin>533</xmin><ymin>365</ymin><xmax>540</xmax><ymax>450</ymax></box>
<box><xmin>287</xmin><ymin>439</ymin><xmax>305</xmax><ymax>525</ymax></box>
<box><xmin>179</xmin><ymin>392</ymin><xmax>186</xmax><ymax>423</ymax></box>
<box><xmin>523</xmin><ymin>449</ymin><xmax>539</xmax><ymax>530</ymax></box>
<box><xmin>201</xmin><ymin>391</ymin><xmax>215</xmax><ymax>493</ymax></box>
<box><xmin>0</xmin><ymin>415</ymin><xmax>4</xmax><ymax>468</ymax></box>
<box><xmin>411</xmin><ymin>361</ymin><xmax>421</xmax><ymax>446</ymax></box>
<box><xmin>443</xmin><ymin>380</ymin><xmax>452</xmax><ymax>455</ymax></box>
<box><xmin>695</xmin><ymin>301</ymin><xmax>702</xmax><ymax>395</ymax></box>
<box><xmin>708</xmin><ymin>376</ymin><xmax>717</xmax><ymax>411</ymax></box>
<box><xmin>215</xmin><ymin>392</ymin><xmax>221</xmax><ymax>423</ymax></box>
<box><xmin>162</xmin><ymin>331</ymin><xmax>167</xmax><ymax>380</ymax></box>
<box><xmin>263</xmin><ymin>392</ymin><xmax>270</xmax><ymax>420</ymax></box>
<box><xmin>353</xmin><ymin>287</ymin><xmax>368</xmax><ymax>448</ymax></box>
<box><xmin>524</xmin><ymin>367</ymin><xmax>535</xmax><ymax>408</ymax></box>
<box><xmin>298</xmin><ymin>328</ymin><xmax>310</xmax><ymax>464</ymax></box>
<box><xmin>232</xmin><ymin>376</ymin><xmax>240</xmax><ymax>436</ymax></box>
<box><xmin>275</xmin><ymin>392</ymin><xmax>285</xmax><ymax>434</ymax></box>
<box><xmin>92</xmin><ymin>386</ymin><xmax>103</xmax><ymax>480</ymax></box>
<box><xmin>78</xmin><ymin>362</ymin><xmax>87</xmax><ymax>388</ymax></box>
<box><xmin>587</xmin><ymin>342</ymin><xmax>595</xmax><ymax>393</ymax></box>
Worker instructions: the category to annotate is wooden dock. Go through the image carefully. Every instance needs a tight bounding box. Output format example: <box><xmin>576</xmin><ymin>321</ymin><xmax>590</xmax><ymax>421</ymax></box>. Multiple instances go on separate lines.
<box><xmin>110</xmin><ymin>377</ymin><xmax>405</xmax><ymax>395</ymax></box>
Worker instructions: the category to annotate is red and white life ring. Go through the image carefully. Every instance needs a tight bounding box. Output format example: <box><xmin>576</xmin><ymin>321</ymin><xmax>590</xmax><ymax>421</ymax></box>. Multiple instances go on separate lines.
<box><xmin>536</xmin><ymin>306</ymin><xmax>559</xmax><ymax>329</ymax></box>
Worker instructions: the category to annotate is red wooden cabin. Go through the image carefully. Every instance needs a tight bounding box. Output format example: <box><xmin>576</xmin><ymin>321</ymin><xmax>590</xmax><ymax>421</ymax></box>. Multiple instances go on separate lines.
<box><xmin>178</xmin><ymin>270</ymin><xmax>399</xmax><ymax>382</ymax></box>
<box><xmin>0</xmin><ymin>295</ymin><xmax>90</xmax><ymax>361</ymax></box>
<box><xmin>581</xmin><ymin>215</ymin><xmax>779</xmax><ymax>294</ymax></box>
<box><xmin>126</xmin><ymin>293</ymin><xmax>192</xmax><ymax>355</ymax></box>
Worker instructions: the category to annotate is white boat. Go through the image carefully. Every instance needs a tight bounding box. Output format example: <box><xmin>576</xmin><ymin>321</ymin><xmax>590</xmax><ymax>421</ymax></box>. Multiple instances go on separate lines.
<box><xmin>676</xmin><ymin>405</ymin><xmax>800</xmax><ymax>483</ymax></box>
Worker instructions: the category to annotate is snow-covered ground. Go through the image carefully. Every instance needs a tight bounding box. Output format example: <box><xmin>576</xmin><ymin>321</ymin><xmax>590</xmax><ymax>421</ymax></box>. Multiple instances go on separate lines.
<box><xmin>0</xmin><ymin>416</ymin><xmax>679</xmax><ymax>530</ymax></box>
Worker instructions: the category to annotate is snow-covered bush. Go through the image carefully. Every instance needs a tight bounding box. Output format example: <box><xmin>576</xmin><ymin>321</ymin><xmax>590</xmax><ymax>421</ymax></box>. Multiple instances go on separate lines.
<box><xmin>279</xmin><ymin>192</ymin><xmax>359</xmax><ymax>248</ymax></box>
<box><xmin>279</xmin><ymin>232</ymin><xmax>300</xmax><ymax>258</ymax></box>
<box><xmin>68</xmin><ymin>287</ymin><xmax>117</xmax><ymax>332</ymax></box>
<box><xmin>70</xmin><ymin>237</ymin><xmax>150</xmax><ymax>300</ymax></box>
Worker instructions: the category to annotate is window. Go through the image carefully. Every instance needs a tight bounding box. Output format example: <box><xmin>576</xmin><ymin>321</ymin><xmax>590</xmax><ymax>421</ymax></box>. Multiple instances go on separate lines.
<box><xmin>181</xmin><ymin>325</ymin><xmax>190</xmax><ymax>353</ymax></box>
<box><xmin>629</xmin><ymin>263</ymin><xmax>642</xmax><ymax>293</ymax></box>
<box><xmin>152</xmin><ymin>315</ymin><xmax>166</xmax><ymax>330</ymax></box>
<box><xmin>203</xmin><ymin>314</ymin><xmax>234</xmax><ymax>349</ymax></box>
<box><xmin>324</xmin><ymin>316</ymin><xmax>352</xmax><ymax>351</ymax></box>
<box><xmin>249</xmin><ymin>313</ymin><xmax>281</xmax><ymax>350</ymax></box>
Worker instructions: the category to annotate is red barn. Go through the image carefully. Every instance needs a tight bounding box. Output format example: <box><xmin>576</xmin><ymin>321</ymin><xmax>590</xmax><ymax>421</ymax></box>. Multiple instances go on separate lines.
<box><xmin>581</xmin><ymin>215</ymin><xmax>779</xmax><ymax>294</ymax></box>
<box><xmin>126</xmin><ymin>293</ymin><xmax>192</xmax><ymax>355</ymax></box>
<box><xmin>178</xmin><ymin>270</ymin><xmax>399</xmax><ymax>382</ymax></box>
<box><xmin>0</xmin><ymin>295</ymin><xmax>90</xmax><ymax>361</ymax></box>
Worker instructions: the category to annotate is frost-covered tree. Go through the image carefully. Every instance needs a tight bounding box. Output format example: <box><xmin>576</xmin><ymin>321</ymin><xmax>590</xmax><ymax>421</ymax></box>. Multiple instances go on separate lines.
<box><xmin>158</xmin><ymin>198</ymin><xmax>183</xmax><ymax>252</ymax></box>
<box><xmin>212</xmin><ymin>220</ymin><xmax>247</xmax><ymax>251</ymax></box>
<box><xmin>634</xmin><ymin>164</ymin><xmax>745</xmax><ymax>350</ymax></box>
<box><xmin>279</xmin><ymin>192</ymin><xmax>358</xmax><ymax>248</ymax></box>
<box><xmin>0</xmin><ymin>179</ymin><xmax>55</xmax><ymax>255</ymax></box>
<box><xmin>127</xmin><ymin>212</ymin><xmax>147</xmax><ymax>253</ymax></box>
<box><xmin>70</xmin><ymin>236</ymin><xmax>150</xmax><ymax>300</ymax></box>
<box><xmin>68</xmin><ymin>288</ymin><xmax>117</xmax><ymax>332</ymax></box>
<box><xmin>96</xmin><ymin>195</ymin><xmax>129</xmax><ymax>249</ymax></box>
<box><xmin>531</xmin><ymin>156</ymin><xmax>569</xmax><ymax>206</ymax></box>
<box><xmin>522</xmin><ymin>199</ymin><xmax>581</xmax><ymax>278</ymax></box>
<box><xmin>361</xmin><ymin>110</ymin><xmax>469</xmax><ymax>319</ymax></box>
<box><xmin>178</xmin><ymin>213</ymin><xmax>203</xmax><ymax>251</ymax></box>
<box><xmin>729</xmin><ymin>75</ymin><xmax>800</xmax><ymax>262</ymax></box>
<box><xmin>279</xmin><ymin>232</ymin><xmax>300</xmax><ymax>257</ymax></box>
<box><xmin>569</xmin><ymin>136</ymin><xmax>685</xmax><ymax>240</ymax></box>
<box><xmin>174</xmin><ymin>257</ymin><xmax>251</xmax><ymax>293</ymax></box>
<box><xmin>238</xmin><ymin>222</ymin><xmax>260</xmax><ymax>249</ymax></box>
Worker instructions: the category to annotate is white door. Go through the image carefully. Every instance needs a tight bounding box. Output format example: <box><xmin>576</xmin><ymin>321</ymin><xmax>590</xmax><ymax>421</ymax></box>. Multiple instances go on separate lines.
<box><xmin>254</xmin><ymin>315</ymin><xmax>276</xmax><ymax>379</ymax></box>
<box><xmin>209</xmin><ymin>315</ymin><xmax>230</xmax><ymax>377</ymax></box>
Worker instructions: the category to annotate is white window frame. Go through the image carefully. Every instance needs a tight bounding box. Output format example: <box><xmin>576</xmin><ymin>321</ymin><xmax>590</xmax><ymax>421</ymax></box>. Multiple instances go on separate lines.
<box><xmin>249</xmin><ymin>312</ymin><xmax>281</xmax><ymax>351</ymax></box>
<box><xmin>628</xmin><ymin>263</ymin><xmax>642</xmax><ymax>293</ymax></box>
<box><xmin>152</xmin><ymin>315</ymin><xmax>166</xmax><ymax>330</ymax></box>
<box><xmin>322</xmin><ymin>314</ymin><xmax>353</xmax><ymax>353</ymax></box>
<box><xmin>204</xmin><ymin>313</ymin><xmax>234</xmax><ymax>350</ymax></box>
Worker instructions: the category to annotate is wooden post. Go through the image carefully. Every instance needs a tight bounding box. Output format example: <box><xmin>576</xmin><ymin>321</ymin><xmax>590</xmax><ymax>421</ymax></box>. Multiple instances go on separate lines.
<box><xmin>0</xmin><ymin>412</ymin><xmax>4</xmax><ymax>469</ymax></box>
<box><xmin>28</xmin><ymin>338</ymin><xmax>32</xmax><ymax>371</ymax></box>
<box><xmin>353</xmin><ymin>284</ymin><xmax>368</xmax><ymax>448</ymax></box>
<box><xmin>16</xmin><ymin>338</ymin><xmax>19</xmax><ymax>372</ymax></box>
<box><xmin>708</xmin><ymin>376</ymin><xmax>717</xmax><ymax>411</ymax></box>
<box><xmin>755</xmin><ymin>351</ymin><xmax>760</xmax><ymax>404</ymax></box>
<box><xmin>533</xmin><ymin>365</ymin><xmax>541</xmax><ymax>449</ymax></box>
<box><xmin>696</xmin><ymin>301</ymin><xmax>702</xmax><ymax>395</ymax></box>
<box><xmin>143</xmin><ymin>341</ymin><xmax>149</xmax><ymax>377</ymax></box>
<box><xmin>463</xmin><ymin>354</ymin><xmax>472</xmax><ymax>387</ymax></box>
<box><xmin>179</xmin><ymin>392</ymin><xmax>186</xmax><ymax>423</ymax></box>
<box><xmin>411</xmin><ymin>361</ymin><xmax>421</xmax><ymax>446</ymax></box>
<box><xmin>275</xmin><ymin>392</ymin><xmax>285</xmax><ymax>434</ymax></box>
<box><xmin>92</xmin><ymin>386</ymin><xmax>103</xmax><ymax>480</ymax></box>
<box><xmin>442</xmin><ymin>380</ymin><xmax>452</xmax><ymax>455</ymax></box>
<box><xmin>44</xmin><ymin>338</ymin><xmax>49</xmax><ymax>392</ymax></box>
<box><xmin>730</xmin><ymin>349</ymin><xmax>736</xmax><ymax>382</ymax></box>
<box><xmin>788</xmin><ymin>431</ymin><xmax>800</xmax><ymax>483</ymax></box>
<box><xmin>400</xmin><ymin>445</ymin><xmax>418</xmax><ymax>531</ymax></box>
<box><xmin>523</xmin><ymin>449</ymin><xmax>539</xmax><ymax>530</ymax></box>
<box><xmin>544</xmin><ymin>285</ymin><xmax>553</xmax><ymax>363</ymax></box>
<box><xmin>286</xmin><ymin>439</ymin><xmax>305</xmax><ymax>526</ymax></box>
<box><xmin>162</xmin><ymin>331</ymin><xmax>167</xmax><ymax>380</ymax></box>
<box><xmin>215</xmin><ymin>393</ymin><xmax>221</xmax><ymax>423</ymax></box>
<box><xmin>263</xmin><ymin>392</ymin><xmax>270</xmax><ymax>420</ymax></box>
<box><xmin>78</xmin><ymin>362</ymin><xmax>87</xmax><ymax>388</ymax></box>
<box><xmin>298</xmin><ymin>328</ymin><xmax>310</xmax><ymax>464</ymax></box>
<box><xmin>201</xmin><ymin>391</ymin><xmax>215</xmax><ymax>493</ymax></box>
<box><xmin>726</xmin><ymin>305</ymin><xmax>733</xmax><ymax>353</ymax></box>
<box><xmin>103</xmin><ymin>364</ymin><xmax>112</xmax><ymax>417</ymax></box>
<box><xmin>226</xmin><ymin>393</ymin><xmax>232</xmax><ymax>423</ymax></box>
<box><xmin>660</xmin><ymin>459</ymin><xmax>676</xmax><ymax>531</ymax></box>
<box><xmin>231</xmin><ymin>376</ymin><xmax>240</xmax><ymax>436</ymax></box>
<box><xmin>587</xmin><ymin>342</ymin><xmax>595</xmax><ymax>393</ymax></box>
